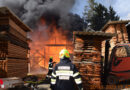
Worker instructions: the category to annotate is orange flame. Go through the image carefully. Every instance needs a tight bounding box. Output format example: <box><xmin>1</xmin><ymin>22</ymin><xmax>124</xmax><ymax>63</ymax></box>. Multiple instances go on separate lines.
<box><xmin>29</xmin><ymin>18</ymin><xmax>73</xmax><ymax>71</ymax></box>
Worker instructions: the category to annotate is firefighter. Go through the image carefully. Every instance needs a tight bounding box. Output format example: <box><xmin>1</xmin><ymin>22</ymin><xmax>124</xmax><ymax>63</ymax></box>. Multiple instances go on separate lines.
<box><xmin>50</xmin><ymin>49</ymin><xmax>83</xmax><ymax>90</ymax></box>
<box><xmin>46</xmin><ymin>56</ymin><xmax>54</xmax><ymax>79</ymax></box>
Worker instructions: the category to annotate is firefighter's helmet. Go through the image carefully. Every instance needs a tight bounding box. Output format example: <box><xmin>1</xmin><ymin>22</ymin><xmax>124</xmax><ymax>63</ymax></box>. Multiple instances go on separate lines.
<box><xmin>50</xmin><ymin>56</ymin><xmax>53</xmax><ymax>59</ymax></box>
<box><xmin>59</xmin><ymin>49</ymin><xmax>70</xmax><ymax>59</ymax></box>
<box><xmin>49</xmin><ymin>56</ymin><xmax>53</xmax><ymax>62</ymax></box>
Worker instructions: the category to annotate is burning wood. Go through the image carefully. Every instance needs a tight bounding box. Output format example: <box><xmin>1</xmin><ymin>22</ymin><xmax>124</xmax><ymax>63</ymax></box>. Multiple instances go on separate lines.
<box><xmin>29</xmin><ymin>18</ymin><xmax>73</xmax><ymax>73</ymax></box>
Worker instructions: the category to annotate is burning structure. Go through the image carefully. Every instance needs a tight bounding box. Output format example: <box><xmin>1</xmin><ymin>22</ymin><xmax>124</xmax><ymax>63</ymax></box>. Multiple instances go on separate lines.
<box><xmin>0</xmin><ymin>0</ymin><xmax>85</xmax><ymax>74</ymax></box>
<box><xmin>0</xmin><ymin>7</ymin><xmax>31</xmax><ymax>78</ymax></box>
<box><xmin>29</xmin><ymin>18</ymin><xmax>73</xmax><ymax>73</ymax></box>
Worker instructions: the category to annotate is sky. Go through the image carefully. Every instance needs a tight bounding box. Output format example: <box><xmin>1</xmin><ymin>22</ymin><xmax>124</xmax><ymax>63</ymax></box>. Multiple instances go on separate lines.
<box><xmin>72</xmin><ymin>0</ymin><xmax>130</xmax><ymax>20</ymax></box>
<box><xmin>0</xmin><ymin>0</ymin><xmax>130</xmax><ymax>20</ymax></box>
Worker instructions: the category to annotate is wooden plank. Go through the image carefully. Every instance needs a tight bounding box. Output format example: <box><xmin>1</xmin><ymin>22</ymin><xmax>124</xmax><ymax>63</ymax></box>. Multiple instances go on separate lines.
<box><xmin>9</xmin><ymin>19</ymin><xmax>27</xmax><ymax>37</ymax></box>
<box><xmin>8</xmin><ymin>43</ymin><xmax>28</xmax><ymax>52</ymax></box>
<box><xmin>9</xmin><ymin>27</ymin><xmax>27</xmax><ymax>42</ymax></box>
<box><xmin>6</xmin><ymin>59</ymin><xmax>28</xmax><ymax>77</ymax></box>
<box><xmin>73</xmin><ymin>34</ymin><xmax>103</xmax><ymax>89</ymax></box>
<box><xmin>0</xmin><ymin>17</ymin><xmax>9</xmax><ymax>25</ymax></box>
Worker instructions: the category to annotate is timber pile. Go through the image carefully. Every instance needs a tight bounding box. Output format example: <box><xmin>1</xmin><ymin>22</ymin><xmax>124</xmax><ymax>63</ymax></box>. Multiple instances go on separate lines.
<box><xmin>73</xmin><ymin>31</ymin><xmax>114</xmax><ymax>90</ymax></box>
<box><xmin>7</xmin><ymin>59</ymin><xmax>28</xmax><ymax>77</ymax></box>
<box><xmin>0</xmin><ymin>7</ymin><xmax>31</xmax><ymax>78</ymax></box>
<box><xmin>101</xmin><ymin>20</ymin><xmax>130</xmax><ymax>57</ymax></box>
<box><xmin>0</xmin><ymin>41</ymin><xmax>7</xmax><ymax>60</ymax></box>
<box><xmin>8</xmin><ymin>43</ymin><xmax>27</xmax><ymax>59</ymax></box>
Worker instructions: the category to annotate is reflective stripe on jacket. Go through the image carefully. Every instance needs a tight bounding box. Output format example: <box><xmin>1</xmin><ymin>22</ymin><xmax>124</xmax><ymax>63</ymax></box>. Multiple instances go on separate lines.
<box><xmin>51</xmin><ymin>58</ymin><xmax>82</xmax><ymax>90</ymax></box>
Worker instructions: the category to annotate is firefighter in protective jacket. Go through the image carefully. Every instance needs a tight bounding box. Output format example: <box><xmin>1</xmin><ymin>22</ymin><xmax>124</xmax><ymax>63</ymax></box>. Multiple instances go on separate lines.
<box><xmin>46</xmin><ymin>56</ymin><xmax>54</xmax><ymax>78</ymax></box>
<box><xmin>51</xmin><ymin>49</ymin><xmax>83</xmax><ymax>90</ymax></box>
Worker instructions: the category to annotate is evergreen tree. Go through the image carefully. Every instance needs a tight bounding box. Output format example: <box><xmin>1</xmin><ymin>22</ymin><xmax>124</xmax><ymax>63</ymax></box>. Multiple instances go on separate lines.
<box><xmin>84</xmin><ymin>0</ymin><xmax>98</xmax><ymax>23</ymax></box>
<box><xmin>90</xmin><ymin>4</ymin><xmax>108</xmax><ymax>31</ymax></box>
<box><xmin>69</xmin><ymin>13</ymin><xmax>86</xmax><ymax>31</ymax></box>
<box><xmin>89</xmin><ymin>4</ymin><xmax>120</xmax><ymax>31</ymax></box>
<box><xmin>108</xmin><ymin>6</ymin><xmax>120</xmax><ymax>21</ymax></box>
<box><xmin>83</xmin><ymin>6</ymin><xmax>88</xmax><ymax>30</ymax></box>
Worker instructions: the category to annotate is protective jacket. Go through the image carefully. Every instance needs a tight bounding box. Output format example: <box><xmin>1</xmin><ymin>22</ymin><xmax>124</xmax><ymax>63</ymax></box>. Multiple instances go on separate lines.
<box><xmin>47</xmin><ymin>58</ymin><xmax>53</xmax><ymax>77</ymax></box>
<box><xmin>51</xmin><ymin>58</ymin><xmax>83</xmax><ymax>90</ymax></box>
<box><xmin>48</xmin><ymin>58</ymin><xmax>53</xmax><ymax>70</ymax></box>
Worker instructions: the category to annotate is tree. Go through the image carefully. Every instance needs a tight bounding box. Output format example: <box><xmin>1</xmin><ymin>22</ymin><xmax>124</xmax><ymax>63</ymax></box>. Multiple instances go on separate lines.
<box><xmin>90</xmin><ymin>4</ymin><xmax>108</xmax><ymax>31</ymax></box>
<box><xmin>84</xmin><ymin>0</ymin><xmax>98</xmax><ymax>23</ymax></box>
<box><xmin>108</xmin><ymin>6</ymin><xmax>120</xmax><ymax>21</ymax></box>
<box><xmin>88</xmin><ymin>4</ymin><xmax>120</xmax><ymax>31</ymax></box>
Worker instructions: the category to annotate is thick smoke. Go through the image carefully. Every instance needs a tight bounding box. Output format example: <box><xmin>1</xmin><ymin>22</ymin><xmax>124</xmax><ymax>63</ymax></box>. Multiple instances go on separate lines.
<box><xmin>0</xmin><ymin>0</ymin><xmax>85</xmax><ymax>31</ymax></box>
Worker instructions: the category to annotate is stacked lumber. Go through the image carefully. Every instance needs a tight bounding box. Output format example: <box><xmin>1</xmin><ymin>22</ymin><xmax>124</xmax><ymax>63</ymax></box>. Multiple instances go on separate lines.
<box><xmin>8</xmin><ymin>43</ymin><xmax>27</xmax><ymax>59</ymax></box>
<box><xmin>0</xmin><ymin>59</ymin><xmax>28</xmax><ymax>78</ymax></box>
<box><xmin>9</xmin><ymin>27</ymin><xmax>27</xmax><ymax>42</ymax></box>
<box><xmin>0</xmin><ymin>60</ymin><xmax>7</xmax><ymax>78</ymax></box>
<box><xmin>7</xmin><ymin>59</ymin><xmax>28</xmax><ymax>77</ymax></box>
<box><xmin>3</xmin><ymin>18</ymin><xmax>29</xmax><ymax>60</ymax></box>
<box><xmin>0</xmin><ymin>7</ymin><xmax>31</xmax><ymax>78</ymax></box>
<box><xmin>102</xmin><ymin>23</ymin><xmax>129</xmax><ymax>57</ymax></box>
<box><xmin>0</xmin><ymin>17</ymin><xmax>9</xmax><ymax>25</ymax></box>
<box><xmin>73</xmin><ymin>31</ymin><xmax>114</xmax><ymax>89</ymax></box>
<box><xmin>73</xmin><ymin>37</ymin><xmax>101</xmax><ymax>89</ymax></box>
<box><xmin>0</xmin><ymin>41</ymin><xmax>8</xmax><ymax>60</ymax></box>
<box><xmin>9</xmin><ymin>19</ymin><xmax>27</xmax><ymax>37</ymax></box>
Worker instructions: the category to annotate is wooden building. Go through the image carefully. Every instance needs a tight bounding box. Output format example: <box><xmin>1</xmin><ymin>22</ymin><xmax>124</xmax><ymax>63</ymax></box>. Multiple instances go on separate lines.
<box><xmin>101</xmin><ymin>20</ymin><xmax>130</xmax><ymax>57</ymax></box>
<box><xmin>0</xmin><ymin>7</ymin><xmax>31</xmax><ymax>78</ymax></box>
<box><xmin>73</xmin><ymin>31</ymin><xmax>114</xmax><ymax>89</ymax></box>
<box><xmin>126</xmin><ymin>23</ymin><xmax>130</xmax><ymax>42</ymax></box>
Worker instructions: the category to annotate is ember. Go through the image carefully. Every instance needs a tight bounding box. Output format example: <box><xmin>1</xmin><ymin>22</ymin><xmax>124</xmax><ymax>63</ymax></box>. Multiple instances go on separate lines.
<box><xmin>29</xmin><ymin>18</ymin><xmax>73</xmax><ymax>73</ymax></box>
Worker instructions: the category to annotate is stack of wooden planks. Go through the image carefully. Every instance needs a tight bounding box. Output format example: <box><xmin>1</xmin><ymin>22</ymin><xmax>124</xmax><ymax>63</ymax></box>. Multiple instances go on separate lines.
<box><xmin>0</xmin><ymin>41</ymin><xmax>7</xmax><ymax>60</ymax></box>
<box><xmin>101</xmin><ymin>21</ymin><xmax>130</xmax><ymax>58</ymax></box>
<box><xmin>73</xmin><ymin>37</ymin><xmax>101</xmax><ymax>89</ymax></box>
<box><xmin>0</xmin><ymin>7</ymin><xmax>31</xmax><ymax>78</ymax></box>
<box><xmin>73</xmin><ymin>31</ymin><xmax>114</xmax><ymax>90</ymax></box>
<box><xmin>6</xmin><ymin>59</ymin><xmax>28</xmax><ymax>77</ymax></box>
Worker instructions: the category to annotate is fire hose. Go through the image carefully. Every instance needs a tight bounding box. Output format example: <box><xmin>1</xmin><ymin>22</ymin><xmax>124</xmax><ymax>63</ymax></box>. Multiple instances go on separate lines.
<box><xmin>24</xmin><ymin>79</ymin><xmax>45</xmax><ymax>84</ymax></box>
<box><xmin>23</xmin><ymin>75</ymin><xmax>51</xmax><ymax>90</ymax></box>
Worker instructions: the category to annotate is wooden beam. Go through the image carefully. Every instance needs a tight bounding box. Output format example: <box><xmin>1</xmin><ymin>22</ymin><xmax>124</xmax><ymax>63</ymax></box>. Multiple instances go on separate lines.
<box><xmin>45</xmin><ymin>44</ymin><xmax>72</xmax><ymax>46</ymax></box>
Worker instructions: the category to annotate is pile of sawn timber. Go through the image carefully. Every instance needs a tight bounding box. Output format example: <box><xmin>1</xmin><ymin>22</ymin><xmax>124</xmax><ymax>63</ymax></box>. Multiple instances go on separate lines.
<box><xmin>73</xmin><ymin>37</ymin><xmax>101</xmax><ymax>89</ymax></box>
<box><xmin>0</xmin><ymin>7</ymin><xmax>31</xmax><ymax>78</ymax></box>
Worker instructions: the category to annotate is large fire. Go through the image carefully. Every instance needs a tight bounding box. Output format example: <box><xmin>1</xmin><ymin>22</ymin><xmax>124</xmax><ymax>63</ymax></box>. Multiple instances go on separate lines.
<box><xmin>29</xmin><ymin>18</ymin><xmax>73</xmax><ymax>73</ymax></box>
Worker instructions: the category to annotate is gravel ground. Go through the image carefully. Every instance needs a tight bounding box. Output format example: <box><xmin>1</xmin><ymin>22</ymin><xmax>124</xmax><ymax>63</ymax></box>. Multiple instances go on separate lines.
<box><xmin>6</xmin><ymin>83</ymin><xmax>130</xmax><ymax>90</ymax></box>
<box><xmin>7</xmin><ymin>84</ymin><xmax>51</xmax><ymax>90</ymax></box>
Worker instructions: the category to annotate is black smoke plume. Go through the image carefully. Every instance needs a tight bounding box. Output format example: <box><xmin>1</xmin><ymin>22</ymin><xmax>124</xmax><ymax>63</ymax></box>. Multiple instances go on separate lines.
<box><xmin>0</xmin><ymin>0</ymin><xmax>86</xmax><ymax>31</ymax></box>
